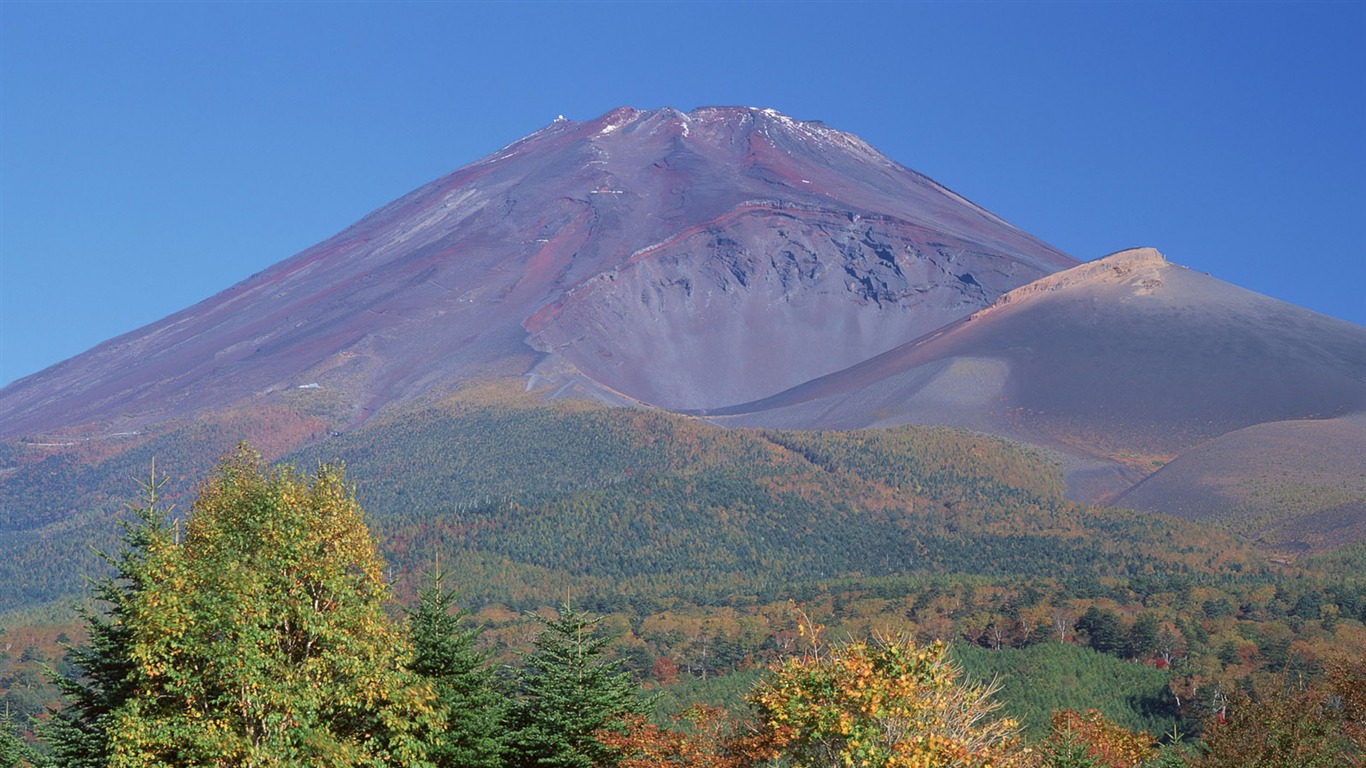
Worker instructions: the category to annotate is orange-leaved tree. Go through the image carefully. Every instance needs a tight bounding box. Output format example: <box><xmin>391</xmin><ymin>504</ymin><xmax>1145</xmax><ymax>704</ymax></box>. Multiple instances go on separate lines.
<box><xmin>1195</xmin><ymin>667</ymin><xmax>1364</xmax><ymax>768</ymax></box>
<box><xmin>598</xmin><ymin>705</ymin><xmax>775</xmax><ymax>768</ymax></box>
<box><xmin>1041</xmin><ymin>709</ymin><xmax>1155</xmax><ymax>768</ymax></box>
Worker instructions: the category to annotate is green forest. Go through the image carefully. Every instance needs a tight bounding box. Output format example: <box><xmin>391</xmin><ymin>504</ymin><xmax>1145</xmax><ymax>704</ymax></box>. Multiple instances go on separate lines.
<box><xmin>2</xmin><ymin>391</ymin><xmax>1364</xmax><ymax>766</ymax></box>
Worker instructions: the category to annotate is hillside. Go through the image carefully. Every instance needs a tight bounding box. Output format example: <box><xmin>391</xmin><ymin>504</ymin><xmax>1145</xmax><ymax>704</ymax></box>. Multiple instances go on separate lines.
<box><xmin>266</xmin><ymin>389</ymin><xmax>1265</xmax><ymax>609</ymax></box>
<box><xmin>1117</xmin><ymin>412</ymin><xmax>1366</xmax><ymax>555</ymax></box>
<box><xmin>0</xmin><ymin>386</ymin><xmax>1259</xmax><ymax>615</ymax></box>
<box><xmin>7</xmin><ymin>392</ymin><xmax>1364</xmax><ymax>751</ymax></box>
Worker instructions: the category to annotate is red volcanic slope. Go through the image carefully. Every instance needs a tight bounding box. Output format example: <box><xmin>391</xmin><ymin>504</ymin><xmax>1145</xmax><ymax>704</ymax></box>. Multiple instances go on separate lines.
<box><xmin>0</xmin><ymin>107</ymin><xmax>1073</xmax><ymax>439</ymax></box>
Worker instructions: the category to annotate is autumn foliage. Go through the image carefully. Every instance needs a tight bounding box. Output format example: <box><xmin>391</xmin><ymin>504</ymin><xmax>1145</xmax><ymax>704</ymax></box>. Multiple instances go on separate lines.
<box><xmin>106</xmin><ymin>446</ymin><xmax>440</xmax><ymax>766</ymax></box>
<box><xmin>748</xmin><ymin>629</ymin><xmax>1024</xmax><ymax>768</ymax></box>
<box><xmin>1042</xmin><ymin>709</ymin><xmax>1155</xmax><ymax>768</ymax></box>
<box><xmin>1193</xmin><ymin>665</ymin><xmax>1366</xmax><ymax>768</ymax></box>
<box><xmin>599</xmin><ymin>706</ymin><xmax>773</xmax><ymax>768</ymax></box>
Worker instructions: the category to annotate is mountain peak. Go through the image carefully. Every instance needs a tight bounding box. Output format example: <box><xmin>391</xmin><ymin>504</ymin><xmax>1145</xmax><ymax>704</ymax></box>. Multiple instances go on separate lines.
<box><xmin>0</xmin><ymin>108</ymin><xmax>1074</xmax><ymax>438</ymax></box>
<box><xmin>972</xmin><ymin>247</ymin><xmax>1169</xmax><ymax>320</ymax></box>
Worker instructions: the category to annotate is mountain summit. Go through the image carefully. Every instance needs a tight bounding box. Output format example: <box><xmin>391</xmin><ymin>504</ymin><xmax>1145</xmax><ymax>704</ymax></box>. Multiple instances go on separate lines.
<box><xmin>0</xmin><ymin>107</ymin><xmax>1074</xmax><ymax>438</ymax></box>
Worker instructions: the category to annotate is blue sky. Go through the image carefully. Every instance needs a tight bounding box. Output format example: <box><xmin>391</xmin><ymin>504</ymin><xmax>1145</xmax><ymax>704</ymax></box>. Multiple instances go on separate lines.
<box><xmin>2</xmin><ymin>1</ymin><xmax>1363</xmax><ymax>387</ymax></box>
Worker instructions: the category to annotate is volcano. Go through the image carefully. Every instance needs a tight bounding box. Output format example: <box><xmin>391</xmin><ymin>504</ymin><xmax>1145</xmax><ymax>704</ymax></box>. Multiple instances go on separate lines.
<box><xmin>0</xmin><ymin>107</ymin><xmax>1073</xmax><ymax>439</ymax></box>
<box><xmin>2</xmin><ymin>106</ymin><xmax>1364</xmax><ymax>548</ymax></box>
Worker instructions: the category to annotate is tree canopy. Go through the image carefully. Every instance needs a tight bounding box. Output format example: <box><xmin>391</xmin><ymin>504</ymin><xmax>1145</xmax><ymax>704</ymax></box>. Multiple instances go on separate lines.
<box><xmin>102</xmin><ymin>446</ymin><xmax>440</xmax><ymax>766</ymax></box>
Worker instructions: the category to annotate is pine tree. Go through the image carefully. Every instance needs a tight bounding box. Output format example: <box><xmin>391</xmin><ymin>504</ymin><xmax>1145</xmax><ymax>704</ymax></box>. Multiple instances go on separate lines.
<box><xmin>1126</xmin><ymin>614</ymin><xmax>1160</xmax><ymax>660</ymax></box>
<box><xmin>1</xmin><ymin>704</ymin><xmax>38</xmax><ymax>768</ymax></box>
<box><xmin>42</xmin><ymin>469</ymin><xmax>174</xmax><ymax>768</ymax></box>
<box><xmin>407</xmin><ymin>569</ymin><xmax>506</xmax><ymax>768</ymax></box>
<box><xmin>1078</xmin><ymin>607</ymin><xmax>1125</xmax><ymax>657</ymax></box>
<box><xmin>506</xmin><ymin>603</ymin><xmax>647</xmax><ymax>768</ymax></box>
<box><xmin>104</xmin><ymin>444</ymin><xmax>440</xmax><ymax>766</ymax></box>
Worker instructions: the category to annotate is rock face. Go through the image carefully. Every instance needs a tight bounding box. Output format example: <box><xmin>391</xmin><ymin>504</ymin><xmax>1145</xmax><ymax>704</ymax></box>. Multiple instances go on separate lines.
<box><xmin>0</xmin><ymin>107</ymin><xmax>1073</xmax><ymax>438</ymax></box>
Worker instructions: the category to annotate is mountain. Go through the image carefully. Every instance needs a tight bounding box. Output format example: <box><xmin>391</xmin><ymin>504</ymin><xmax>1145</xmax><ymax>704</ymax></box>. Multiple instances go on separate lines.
<box><xmin>702</xmin><ymin>247</ymin><xmax>1366</xmax><ymax>509</ymax></box>
<box><xmin>1</xmin><ymin>106</ymin><xmax>1364</xmax><ymax>564</ymax></box>
<box><xmin>0</xmin><ymin>106</ymin><xmax>1072</xmax><ymax>440</ymax></box>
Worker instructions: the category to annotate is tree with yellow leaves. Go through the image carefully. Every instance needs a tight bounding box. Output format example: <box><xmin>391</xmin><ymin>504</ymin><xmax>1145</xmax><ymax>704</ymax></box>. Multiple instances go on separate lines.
<box><xmin>104</xmin><ymin>445</ymin><xmax>440</xmax><ymax>767</ymax></box>
<box><xmin>748</xmin><ymin>628</ymin><xmax>1024</xmax><ymax>768</ymax></box>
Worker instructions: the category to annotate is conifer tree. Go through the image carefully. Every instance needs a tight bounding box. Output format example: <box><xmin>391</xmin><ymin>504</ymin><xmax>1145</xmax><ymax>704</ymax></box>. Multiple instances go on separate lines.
<box><xmin>506</xmin><ymin>603</ymin><xmax>647</xmax><ymax>768</ymax></box>
<box><xmin>1</xmin><ymin>704</ymin><xmax>38</xmax><ymax>768</ymax></box>
<box><xmin>42</xmin><ymin>470</ymin><xmax>174</xmax><ymax>768</ymax></box>
<box><xmin>1078</xmin><ymin>607</ymin><xmax>1125</xmax><ymax>657</ymax></box>
<box><xmin>104</xmin><ymin>445</ymin><xmax>440</xmax><ymax>766</ymax></box>
<box><xmin>407</xmin><ymin>569</ymin><xmax>506</xmax><ymax>768</ymax></box>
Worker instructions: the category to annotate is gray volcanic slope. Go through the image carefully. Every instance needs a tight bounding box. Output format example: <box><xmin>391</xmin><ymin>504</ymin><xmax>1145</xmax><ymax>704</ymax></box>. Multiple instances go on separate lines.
<box><xmin>705</xmin><ymin>249</ymin><xmax>1366</xmax><ymax>502</ymax></box>
<box><xmin>1116</xmin><ymin>412</ymin><xmax>1366</xmax><ymax>554</ymax></box>
<box><xmin>0</xmin><ymin>107</ymin><xmax>1073</xmax><ymax>439</ymax></box>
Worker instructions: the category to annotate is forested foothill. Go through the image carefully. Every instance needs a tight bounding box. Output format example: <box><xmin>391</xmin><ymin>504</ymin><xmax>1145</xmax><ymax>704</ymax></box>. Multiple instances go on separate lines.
<box><xmin>2</xmin><ymin>386</ymin><xmax>1364</xmax><ymax>766</ymax></box>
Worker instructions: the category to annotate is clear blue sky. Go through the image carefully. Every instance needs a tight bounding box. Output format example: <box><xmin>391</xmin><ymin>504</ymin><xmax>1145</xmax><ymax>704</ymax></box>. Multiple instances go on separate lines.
<box><xmin>2</xmin><ymin>1</ymin><xmax>1363</xmax><ymax>387</ymax></box>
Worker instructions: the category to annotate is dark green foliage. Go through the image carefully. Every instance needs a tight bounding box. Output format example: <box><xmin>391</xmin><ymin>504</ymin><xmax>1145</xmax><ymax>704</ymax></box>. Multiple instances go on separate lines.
<box><xmin>953</xmin><ymin>643</ymin><xmax>1179</xmax><ymax>740</ymax></box>
<box><xmin>408</xmin><ymin>571</ymin><xmax>506</xmax><ymax>768</ymax></box>
<box><xmin>1291</xmin><ymin>591</ymin><xmax>1322</xmax><ymax>620</ymax></box>
<box><xmin>40</xmin><ymin>472</ymin><xmax>173</xmax><ymax>768</ymax></box>
<box><xmin>1035</xmin><ymin>736</ymin><xmax>1102</xmax><ymax>768</ymax></box>
<box><xmin>1</xmin><ymin>705</ymin><xmax>37</xmax><ymax>768</ymax></box>
<box><xmin>0</xmin><ymin>658</ymin><xmax>54</xmax><ymax>724</ymax></box>
<box><xmin>650</xmin><ymin>669</ymin><xmax>764</xmax><ymax>721</ymax></box>
<box><xmin>506</xmin><ymin>604</ymin><xmax>649</xmax><ymax>768</ymax></box>
<box><xmin>1127</xmin><ymin>613</ymin><xmax>1160</xmax><ymax>659</ymax></box>
<box><xmin>1200</xmin><ymin>599</ymin><xmax>1235</xmax><ymax>620</ymax></box>
<box><xmin>1077</xmin><ymin>607</ymin><xmax>1126</xmax><ymax>657</ymax></box>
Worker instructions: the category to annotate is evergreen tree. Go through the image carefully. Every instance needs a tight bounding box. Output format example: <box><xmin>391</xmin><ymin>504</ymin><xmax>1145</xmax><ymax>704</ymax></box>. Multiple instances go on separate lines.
<box><xmin>1126</xmin><ymin>614</ymin><xmax>1160</xmax><ymax>660</ymax></box>
<box><xmin>1</xmin><ymin>705</ymin><xmax>37</xmax><ymax>768</ymax></box>
<box><xmin>104</xmin><ymin>445</ymin><xmax>440</xmax><ymax>766</ymax></box>
<box><xmin>1077</xmin><ymin>607</ymin><xmax>1125</xmax><ymax>657</ymax></box>
<box><xmin>408</xmin><ymin>569</ymin><xmax>506</xmax><ymax>768</ymax></box>
<box><xmin>42</xmin><ymin>470</ymin><xmax>174</xmax><ymax>768</ymax></box>
<box><xmin>506</xmin><ymin>603</ymin><xmax>647</xmax><ymax>768</ymax></box>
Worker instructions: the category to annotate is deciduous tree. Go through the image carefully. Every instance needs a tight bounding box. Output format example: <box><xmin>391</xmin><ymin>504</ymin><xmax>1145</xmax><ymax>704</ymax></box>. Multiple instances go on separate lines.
<box><xmin>1040</xmin><ymin>709</ymin><xmax>1155</xmax><ymax>768</ymax></box>
<box><xmin>749</xmin><ymin>632</ymin><xmax>1023</xmax><ymax>767</ymax></box>
<box><xmin>1195</xmin><ymin>673</ymin><xmax>1360</xmax><ymax>768</ymax></box>
<box><xmin>598</xmin><ymin>706</ymin><xmax>772</xmax><ymax>768</ymax></box>
<box><xmin>106</xmin><ymin>445</ymin><xmax>439</xmax><ymax>766</ymax></box>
